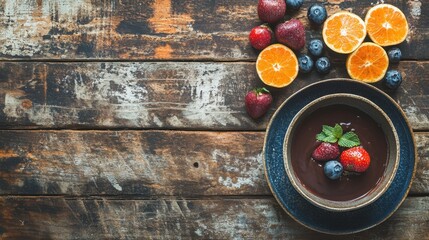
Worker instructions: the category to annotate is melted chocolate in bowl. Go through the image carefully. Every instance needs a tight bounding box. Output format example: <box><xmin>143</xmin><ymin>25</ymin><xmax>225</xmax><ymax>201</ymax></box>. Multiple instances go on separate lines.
<box><xmin>290</xmin><ymin>104</ymin><xmax>389</xmax><ymax>201</ymax></box>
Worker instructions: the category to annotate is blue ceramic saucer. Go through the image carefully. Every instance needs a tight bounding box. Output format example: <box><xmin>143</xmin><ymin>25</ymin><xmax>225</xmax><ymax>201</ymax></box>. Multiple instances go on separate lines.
<box><xmin>263</xmin><ymin>79</ymin><xmax>416</xmax><ymax>234</ymax></box>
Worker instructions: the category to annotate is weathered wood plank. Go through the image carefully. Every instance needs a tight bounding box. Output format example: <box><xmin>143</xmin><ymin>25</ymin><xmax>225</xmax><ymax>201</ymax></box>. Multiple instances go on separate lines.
<box><xmin>412</xmin><ymin>132</ymin><xmax>429</xmax><ymax>195</ymax></box>
<box><xmin>0</xmin><ymin>131</ymin><xmax>267</xmax><ymax>196</ymax></box>
<box><xmin>0</xmin><ymin>61</ymin><xmax>427</xmax><ymax>130</ymax></box>
<box><xmin>0</xmin><ymin>131</ymin><xmax>426</xmax><ymax>196</ymax></box>
<box><xmin>0</xmin><ymin>196</ymin><xmax>428</xmax><ymax>239</ymax></box>
<box><xmin>0</xmin><ymin>0</ymin><xmax>426</xmax><ymax>60</ymax></box>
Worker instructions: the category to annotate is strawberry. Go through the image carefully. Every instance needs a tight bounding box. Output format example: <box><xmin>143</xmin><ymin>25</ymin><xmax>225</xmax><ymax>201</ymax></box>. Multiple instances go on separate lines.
<box><xmin>274</xmin><ymin>19</ymin><xmax>306</xmax><ymax>51</ymax></box>
<box><xmin>258</xmin><ymin>0</ymin><xmax>286</xmax><ymax>24</ymax></box>
<box><xmin>340</xmin><ymin>146</ymin><xmax>371</xmax><ymax>173</ymax></box>
<box><xmin>245</xmin><ymin>88</ymin><xmax>273</xmax><ymax>119</ymax></box>
<box><xmin>249</xmin><ymin>24</ymin><xmax>273</xmax><ymax>50</ymax></box>
<box><xmin>311</xmin><ymin>142</ymin><xmax>340</xmax><ymax>161</ymax></box>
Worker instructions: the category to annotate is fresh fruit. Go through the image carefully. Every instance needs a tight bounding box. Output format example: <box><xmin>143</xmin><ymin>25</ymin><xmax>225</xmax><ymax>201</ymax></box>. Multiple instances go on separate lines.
<box><xmin>275</xmin><ymin>19</ymin><xmax>306</xmax><ymax>51</ymax></box>
<box><xmin>244</xmin><ymin>88</ymin><xmax>273</xmax><ymax>119</ymax></box>
<box><xmin>249</xmin><ymin>25</ymin><xmax>273</xmax><ymax>50</ymax></box>
<box><xmin>298</xmin><ymin>54</ymin><xmax>314</xmax><ymax>73</ymax></box>
<box><xmin>315</xmin><ymin>123</ymin><xmax>360</xmax><ymax>148</ymax></box>
<box><xmin>346</xmin><ymin>42</ymin><xmax>389</xmax><ymax>83</ymax></box>
<box><xmin>286</xmin><ymin>0</ymin><xmax>303</xmax><ymax>11</ymax></box>
<box><xmin>324</xmin><ymin>160</ymin><xmax>343</xmax><ymax>180</ymax></box>
<box><xmin>258</xmin><ymin>0</ymin><xmax>286</xmax><ymax>24</ymax></box>
<box><xmin>383</xmin><ymin>70</ymin><xmax>403</xmax><ymax>89</ymax></box>
<box><xmin>307</xmin><ymin>39</ymin><xmax>324</xmax><ymax>57</ymax></box>
<box><xmin>340</xmin><ymin>146</ymin><xmax>371</xmax><ymax>173</ymax></box>
<box><xmin>322</xmin><ymin>11</ymin><xmax>366</xmax><ymax>54</ymax></box>
<box><xmin>312</xmin><ymin>142</ymin><xmax>340</xmax><ymax>161</ymax></box>
<box><xmin>256</xmin><ymin>44</ymin><xmax>299</xmax><ymax>88</ymax></box>
<box><xmin>365</xmin><ymin>4</ymin><xmax>409</xmax><ymax>46</ymax></box>
<box><xmin>315</xmin><ymin>57</ymin><xmax>331</xmax><ymax>74</ymax></box>
<box><xmin>388</xmin><ymin>48</ymin><xmax>402</xmax><ymax>63</ymax></box>
<box><xmin>307</xmin><ymin>4</ymin><xmax>327</xmax><ymax>25</ymax></box>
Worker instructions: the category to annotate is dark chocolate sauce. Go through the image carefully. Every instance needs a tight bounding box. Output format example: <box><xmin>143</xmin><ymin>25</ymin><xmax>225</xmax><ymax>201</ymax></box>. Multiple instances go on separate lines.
<box><xmin>290</xmin><ymin>104</ymin><xmax>388</xmax><ymax>201</ymax></box>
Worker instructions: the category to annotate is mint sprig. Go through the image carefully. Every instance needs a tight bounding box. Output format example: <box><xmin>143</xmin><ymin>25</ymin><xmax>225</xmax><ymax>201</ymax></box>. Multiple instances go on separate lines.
<box><xmin>338</xmin><ymin>131</ymin><xmax>360</xmax><ymax>148</ymax></box>
<box><xmin>315</xmin><ymin>123</ymin><xmax>360</xmax><ymax>147</ymax></box>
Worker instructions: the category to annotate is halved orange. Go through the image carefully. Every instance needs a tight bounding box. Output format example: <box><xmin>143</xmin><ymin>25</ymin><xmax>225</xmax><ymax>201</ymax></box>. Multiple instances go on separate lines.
<box><xmin>346</xmin><ymin>42</ymin><xmax>389</xmax><ymax>83</ymax></box>
<box><xmin>322</xmin><ymin>11</ymin><xmax>366</xmax><ymax>54</ymax></box>
<box><xmin>256</xmin><ymin>44</ymin><xmax>298</xmax><ymax>88</ymax></box>
<box><xmin>365</xmin><ymin>4</ymin><xmax>408</xmax><ymax>46</ymax></box>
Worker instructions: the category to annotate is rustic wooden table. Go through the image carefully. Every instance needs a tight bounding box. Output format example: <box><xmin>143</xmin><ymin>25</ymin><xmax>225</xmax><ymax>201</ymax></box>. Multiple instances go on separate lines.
<box><xmin>0</xmin><ymin>0</ymin><xmax>427</xmax><ymax>239</ymax></box>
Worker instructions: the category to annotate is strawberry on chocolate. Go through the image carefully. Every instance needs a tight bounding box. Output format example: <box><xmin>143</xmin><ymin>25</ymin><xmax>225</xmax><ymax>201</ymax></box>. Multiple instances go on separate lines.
<box><xmin>249</xmin><ymin>24</ymin><xmax>273</xmax><ymax>50</ymax></box>
<box><xmin>340</xmin><ymin>146</ymin><xmax>371</xmax><ymax>173</ymax></box>
<box><xmin>258</xmin><ymin>0</ymin><xmax>286</xmax><ymax>24</ymax></box>
<box><xmin>274</xmin><ymin>19</ymin><xmax>306</xmax><ymax>51</ymax></box>
<box><xmin>245</xmin><ymin>88</ymin><xmax>273</xmax><ymax>119</ymax></box>
<box><xmin>312</xmin><ymin>142</ymin><xmax>340</xmax><ymax>161</ymax></box>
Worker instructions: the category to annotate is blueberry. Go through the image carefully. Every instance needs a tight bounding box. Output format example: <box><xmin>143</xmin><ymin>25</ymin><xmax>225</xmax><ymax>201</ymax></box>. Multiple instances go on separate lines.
<box><xmin>388</xmin><ymin>48</ymin><xmax>402</xmax><ymax>63</ymax></box>
<box><xmin>324</xmin><ymin>160</ymin><xmax>343</xmax><ymax>180</ymax></box>
<box><xmin>383</xmin><ymin>70</ymin><xmax>403</xmax><ymax>89</ymax></box>
<box><xmin>315</xmin><ymin>57</ymin><xmax>331</xmax><ymax>74</ymax></box>
<box><xmin>307</xmin><ymin>4</ymin><xmax>327</xmax><ymax>25</ymax></box>
<box><xmin>286</xmin><ymin>0</ymin><xmax>303</xmax><ymax>11</ymax></box>
<box><xmin>298</xmin><ymin>54</ymin><xmax>314</xmax><ymax>73</ymax></box>
<box><xmin>308</xmin><ymin>39</ymin><xmax>324</xmax><ymax>57</ymax></box>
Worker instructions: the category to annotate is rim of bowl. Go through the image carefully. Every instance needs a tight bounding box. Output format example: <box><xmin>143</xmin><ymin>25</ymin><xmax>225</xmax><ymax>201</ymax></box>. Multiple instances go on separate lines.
<box><xmin>283</xmin><ymin>93</ymin><xmax>400</xmax><ymax>212</ymax></box>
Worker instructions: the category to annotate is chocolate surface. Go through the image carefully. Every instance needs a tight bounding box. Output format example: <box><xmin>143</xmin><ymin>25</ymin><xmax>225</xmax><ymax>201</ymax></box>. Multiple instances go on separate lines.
<box><xmin>290</xmin><ymin>104</ymin><xmax>389</xmax><ymax>201</ymax></box>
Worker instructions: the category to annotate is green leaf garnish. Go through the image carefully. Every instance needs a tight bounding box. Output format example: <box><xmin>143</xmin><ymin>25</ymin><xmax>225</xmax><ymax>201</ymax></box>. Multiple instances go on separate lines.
<box><xmin>315</xmin><ymin>123</ymin><xmax>360</xmax><ymax>148</ymax></box>
<box><xmin>333</xmin><ymin>124</ymin><xmax>343</xmax><ymax>139</ymax></box>
<box><xmin>316</xmin><ymin>132</ymin><xmax>328</xmax><ymax>141</ymax></box>
<box><xmin>322</xmin><ymin>125</ymin><xmax>334</xmax><ymax>136</ymax></box>
<box><xmin>322</xmin><ymin>135</ymin><xmax>338</xmax><ymax>143</ymax></box>
<box><xmin>338</xmin><ymin>131</ymin><xmax>361</xmax><ymax>148</ymax></box>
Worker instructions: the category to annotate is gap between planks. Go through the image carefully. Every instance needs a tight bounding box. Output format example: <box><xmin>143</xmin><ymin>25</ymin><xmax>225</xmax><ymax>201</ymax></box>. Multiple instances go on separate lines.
<box><xmin>0</xmin><ymin>59</ymin><xmax>427</xmax><ymax>64</ymax></box>
<box><xmin>0</xmin><ymin>128</ymin><xmax>269</xmax><ymax>132</ymax></box>
<box><xmin>0</xmin><ymin>59</ymin><xmax>257</xmax><ymax>63</ymax></box>
<box><xmin>0</xmin><ymin>128</ymin><xmax>425</xmax><ymax>133</ymax></box>
<box><xmin>0</xmin><ymin>194</ymin><xmax>426</xmax><ymax>200</ymax></box>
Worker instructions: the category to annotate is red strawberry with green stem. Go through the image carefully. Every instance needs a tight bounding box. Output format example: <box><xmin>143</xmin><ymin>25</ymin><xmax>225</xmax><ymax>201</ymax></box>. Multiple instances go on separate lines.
<box><xmin>312</xmin><ymin>123</ymin><xmax>361</xmax><ymax>161</ymax></box>
<box><xmin>340</xmin><ymin>146</ymin><xmax>371</xmax><ymax>173</ymax></box>
<box><xmin>245</xmin><ymin>88</ymin><xmax>273</xmax><ymax>119</ymax></box>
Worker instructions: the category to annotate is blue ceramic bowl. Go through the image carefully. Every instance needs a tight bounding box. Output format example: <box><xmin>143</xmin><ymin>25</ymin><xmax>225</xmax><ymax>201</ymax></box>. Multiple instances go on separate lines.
<box><xmin>263</xmin><ymin>78</ymin><xmax>416</xmax><ymax>234</ymax></box>
<box><xmin>283</xmin><ymin>93</ymin><xmax>400</xmax><ymax>212</ymax></box>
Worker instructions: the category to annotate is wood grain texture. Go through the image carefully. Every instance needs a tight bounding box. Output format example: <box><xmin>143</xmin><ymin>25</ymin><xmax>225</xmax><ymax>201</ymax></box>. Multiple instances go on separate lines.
<box><xmin>0</xmin><ymin>131</ymin><xmax>426</xmax><ymax>196</ymax></box>
<box><xmin>0</xmin><ymin>1</ymin><xmax>427</xmax><ymax>239</ymax></box>
<box><xmin>0</xmin><ymin>61</ymin><xmax>427</xmax><ymax>130</ymax></box>
<box><xmin>412</xmin><ymin>133</ymin><xmax>429</xmax><ymax>194</ymax></box>
<box><xmin>0</xmin><ymin>131</ymin><xmax>267</xmax><ymax>196</ymax></box>
<box><xmin>0</xmin><ymin>0</ymin><xmax>426</xmax><ymax>60</ymax></box>
<box><xmin>0</xmin><ymin>196</ymin><xmax>428</xmax><ymax>239</ymax></box>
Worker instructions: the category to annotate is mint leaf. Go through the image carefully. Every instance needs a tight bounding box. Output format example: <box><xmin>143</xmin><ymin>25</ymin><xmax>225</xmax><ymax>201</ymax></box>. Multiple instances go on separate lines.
<box><xmin>322</xmin><ymin>135</ymin><xmax>338</xmax><ymax>143</ymax></box>
<box><xmin>322</xmin><ymin>125</ymin><xmax>335</xmax><ymax>136</ymax></box>
<box><xmin>316</xmin><ymin>123</ymin><xmax>361</xmax><ymax>146</ymax></box>
<box><xmin>316</xmin><ymin>132</ymin><xmax>327</xmax><ymax>141</ymax></box>
<box><xmin>317</xmin><ymin>124</ymin><xmax>340</xmax><ymax>143</ymax></box>
<box><xmin>333</xmin><ymin>124</ymin><xmax>343</xmax><ymax>139</ymax></box>
<box><xmin>338</xmin><ymin>131</ymin><xmax>361</xmax><ymax>147</ymax></box>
